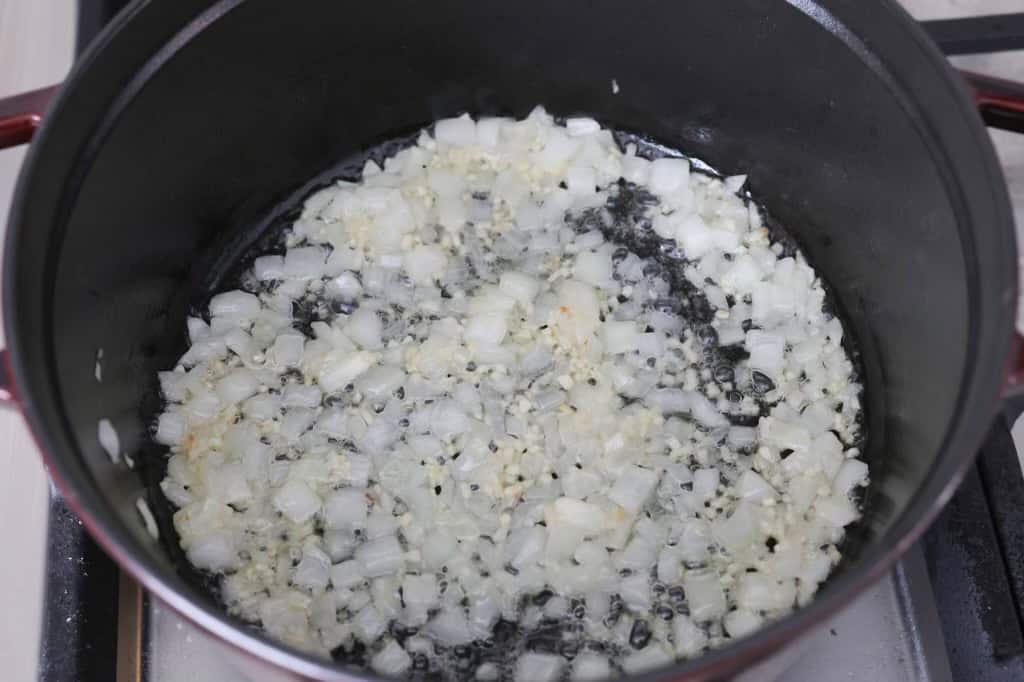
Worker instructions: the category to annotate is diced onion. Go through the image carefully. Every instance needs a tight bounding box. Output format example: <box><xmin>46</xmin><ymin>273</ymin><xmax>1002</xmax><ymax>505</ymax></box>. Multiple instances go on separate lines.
<box><xmin>155</xmin><ymin>108</ymin><xmax>865</xmax><ymax>672</ymax></box>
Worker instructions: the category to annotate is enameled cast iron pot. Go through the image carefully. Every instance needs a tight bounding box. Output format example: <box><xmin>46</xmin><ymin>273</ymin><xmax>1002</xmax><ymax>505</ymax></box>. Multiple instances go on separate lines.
<box><xmin>3</xmin><ymin>1</ymin><xmax>1024</xmax><ymax>679</ymax></box>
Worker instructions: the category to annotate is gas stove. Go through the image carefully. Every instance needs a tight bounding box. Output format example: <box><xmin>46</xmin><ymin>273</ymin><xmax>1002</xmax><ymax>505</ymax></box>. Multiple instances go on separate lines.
<box><xmin>34</xmin><ymin>3</ymin><xmax>1024</xmax><ymax>681</ymax></box>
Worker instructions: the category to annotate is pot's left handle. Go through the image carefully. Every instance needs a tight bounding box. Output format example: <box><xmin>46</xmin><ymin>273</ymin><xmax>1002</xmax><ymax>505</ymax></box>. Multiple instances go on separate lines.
<box><xmin>0</xmin><ymin>87</ymin><xmax>58</xmax><ymax>405</ymax></box>
<box><xmin>0</xmin><ymin>350</ymin><xmax>13</xmax><ymax>404</ymax></box>
<box><xmin>0</xmin><ymin>85</ymin><xmax>58</xmax><ymax>150</ymax></box>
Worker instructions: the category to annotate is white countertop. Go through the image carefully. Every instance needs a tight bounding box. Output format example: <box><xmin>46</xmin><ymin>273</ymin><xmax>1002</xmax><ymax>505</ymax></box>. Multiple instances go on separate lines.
<box><xmin>0</xmin><ymin>1</ymin><xmax>1021</xmax><ymax>681</ymax></box>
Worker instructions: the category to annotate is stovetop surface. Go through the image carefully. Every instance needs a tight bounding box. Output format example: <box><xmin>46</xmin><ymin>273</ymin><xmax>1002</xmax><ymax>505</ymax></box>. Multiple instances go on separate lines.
<box><xmin>24</xmin><ymin>1</ymin><xmax>1024</xmax><ymax>681</ymax></box>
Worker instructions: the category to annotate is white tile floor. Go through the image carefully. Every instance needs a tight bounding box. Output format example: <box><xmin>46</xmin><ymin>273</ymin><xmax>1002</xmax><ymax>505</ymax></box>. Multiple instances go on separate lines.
<box><xmin>0</xmin><ymin>2</ymin><xmax>1021</xmax><ymax>681</ymax></box>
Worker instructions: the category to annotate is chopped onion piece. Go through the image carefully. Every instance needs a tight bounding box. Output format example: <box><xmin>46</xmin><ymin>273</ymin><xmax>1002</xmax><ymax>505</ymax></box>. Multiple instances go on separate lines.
<box><xmin>355</xmin><ymin>535</ymin><xmax>404</xmax><ymax>577</ymax></box>
<box><xmin>371</xmin><ymin>640</ymin><xmax>412</xmax><ymax>676</ymax></box>
<box><xmin>273</xmin><ymin>480</ymin><xmax>321</xmax><ymax>524</ymax></box>
<box><xmin>515</xmin><ymin>653</ymin><xmax>563</xmax><ymax>682</ymax></box>
<box><xmin>98</xmin><ymin>418</ymin><xmax>120</xmax><ymax>463</ymax></box>
<box><xmin>609</xmin><ymin>465</ymin><xmax>659</xmax><ymax>514</ymax></box>
<box><xmin>684</xmin><ymin>571</ymin><xmax>727</xmax><ymax>622</ymax></box>
<box><xmin>324</xmin><ymin>488</ymin><xmax>368</xmax><ymax>530</ymax></box>
<box><xmin>318</xmin><ymin>350</ymin><xmax>379</xmax><ymax>393</ymax></box>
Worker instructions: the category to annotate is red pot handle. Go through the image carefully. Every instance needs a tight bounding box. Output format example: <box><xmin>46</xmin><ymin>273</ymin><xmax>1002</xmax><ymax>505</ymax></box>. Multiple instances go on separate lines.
<box><xmin>960</xmin><ymin>70</ymin><xmax>1024</xmax><ymax>133</ymax></box>
<box><xmin>0</xmin><ymin>350</ymin><xmax>13</xmax><ymax>404</ymax></box>
<box><xmin>960</xmin><ymin>71</ymin><xmax>1024</xmax><ymax>395</ymax></box>
<box><xmin>0</xmin><ymin>87</ymin><xmax>56</xmax><ymax>406</ymax></box>
<box><xmin>1005</xmin><ymin>335</ymin><xmax>1024</xmax><ymax>392</ymax></box>
<box><xmin>0</xmin><ymin>85</ymin><xmax>58</xmax><ymax>150</ymax></box>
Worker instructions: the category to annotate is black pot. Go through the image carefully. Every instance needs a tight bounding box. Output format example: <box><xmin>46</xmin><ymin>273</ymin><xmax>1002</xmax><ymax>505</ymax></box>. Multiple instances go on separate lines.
<box><xmin>1</xmin><ymin>1</ymin><xmax>1023</xmax><ymax>679</ymax></box>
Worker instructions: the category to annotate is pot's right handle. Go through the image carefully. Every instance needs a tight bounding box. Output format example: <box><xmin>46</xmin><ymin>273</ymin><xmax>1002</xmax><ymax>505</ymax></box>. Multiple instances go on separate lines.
<box><xmin>959</xmin><ymin>70</ymin><xmax>1024</xmax><ymax>134</ymax></box>
<box><xmin>979</xmin><ymin>69</ymin><xmax>1024</xmax><ymax>415</ymax></box>
<box><xmin>920</xmin><ymin>13</ymin><xmax>1024</xmax><ymax>132</ymax></box>
<box><xmin>1002</xmin><ymin>335</ymin><xmax>1024</xmax><ymax>422</ymax></box>
<box><xmin>929</xmin><ymin>16</ymin><xmax>1024</xmax><ymax>401</ymax></box>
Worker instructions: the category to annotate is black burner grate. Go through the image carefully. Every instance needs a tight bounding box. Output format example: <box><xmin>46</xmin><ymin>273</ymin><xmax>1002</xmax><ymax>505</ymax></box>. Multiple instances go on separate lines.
<box><xmin>924</xmin><ymin>409</ymin><xmax>1024</xmax><ymax>681</ymax></box>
